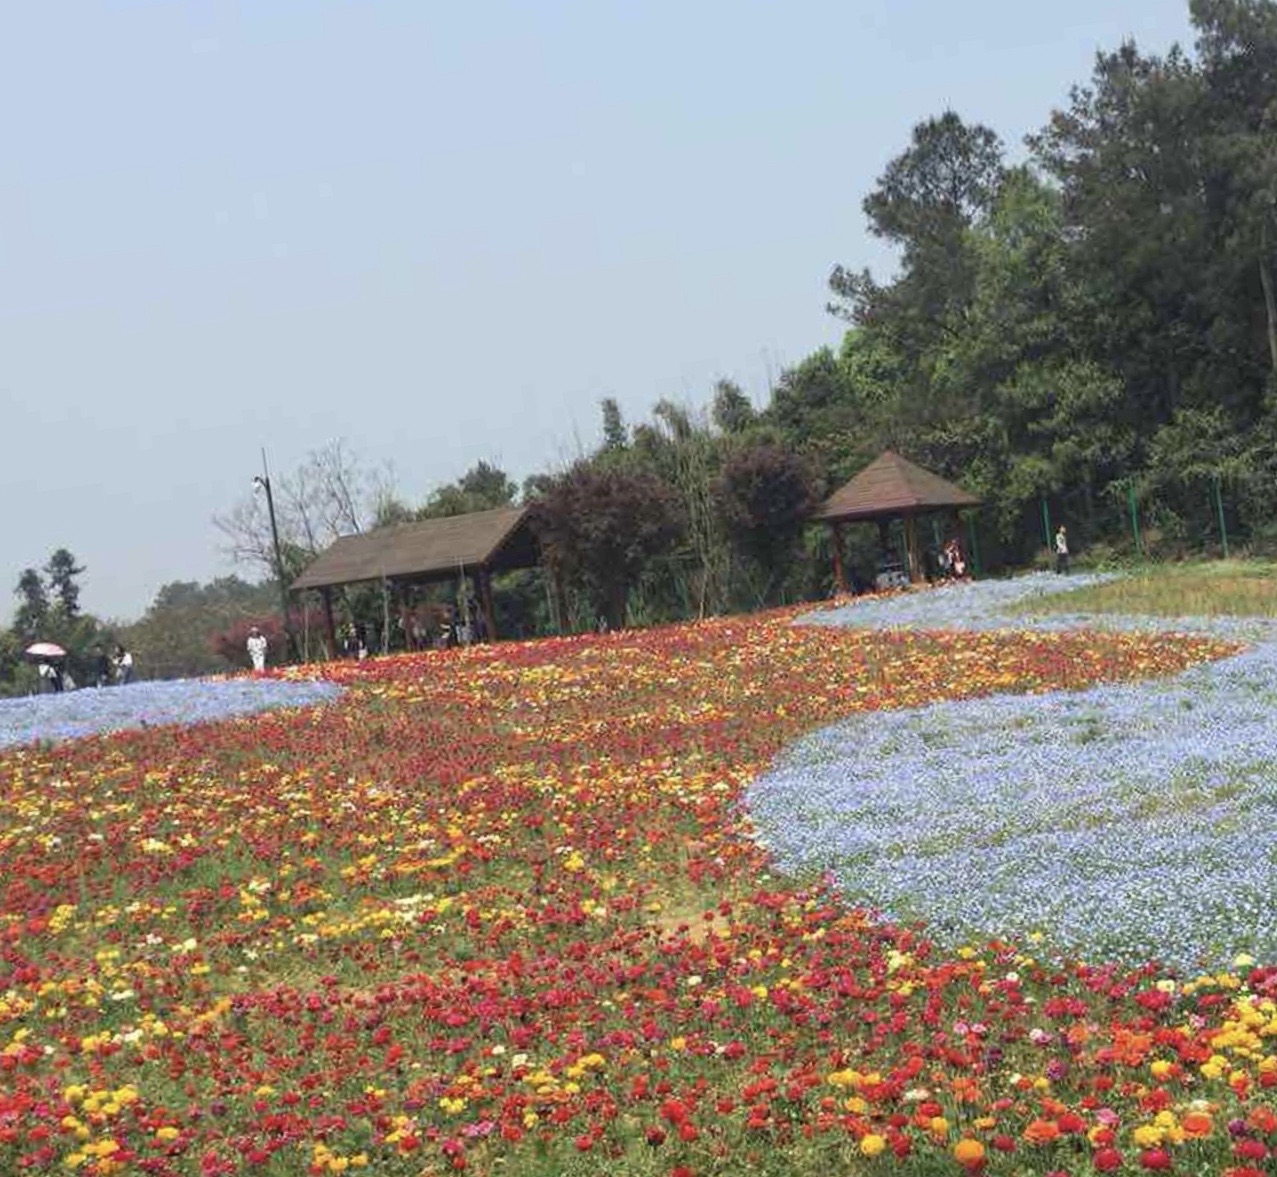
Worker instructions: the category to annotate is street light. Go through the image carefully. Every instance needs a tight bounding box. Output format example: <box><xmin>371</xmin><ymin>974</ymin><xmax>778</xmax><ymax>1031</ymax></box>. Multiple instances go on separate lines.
<box><xmin>253</xmin><ymin>452</ymin><xmax>297</xmax><ymax>662</ymax></box>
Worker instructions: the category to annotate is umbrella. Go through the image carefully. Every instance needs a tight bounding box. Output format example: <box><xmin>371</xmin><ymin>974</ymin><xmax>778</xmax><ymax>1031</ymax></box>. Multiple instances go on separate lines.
<box><xmin>25</xmin><ymin>642</ymin><xmax>67</xmax><ymax>659</ymax></box>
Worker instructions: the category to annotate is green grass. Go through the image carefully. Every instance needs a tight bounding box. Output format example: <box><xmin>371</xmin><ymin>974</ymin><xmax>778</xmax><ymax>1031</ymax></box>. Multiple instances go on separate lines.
<box><xmin>1026</xmin><ymin>558</ymin><xmax>1277</xmax><ymax>619</ymax></box>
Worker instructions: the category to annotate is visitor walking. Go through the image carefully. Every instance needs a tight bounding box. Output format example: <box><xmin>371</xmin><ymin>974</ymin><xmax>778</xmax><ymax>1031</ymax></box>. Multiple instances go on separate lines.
<box><xmin>94</xmin><ymin>647</ymin><xmax>112</xmax><ymax>688</ymax></box>
<box><xmin>247</xmin><ymin>626</ymin><xmax>268</xmax><ymax>672</ymax></box>
<box><xmin>1055</xmin><ymin>525</ymin><xmax>1070</xmax><ymax>574</ymax></box>
<box><xmin>38</xmin><ymin>659</ymin><xmax>64</xmax><ymax>693</ymax></box>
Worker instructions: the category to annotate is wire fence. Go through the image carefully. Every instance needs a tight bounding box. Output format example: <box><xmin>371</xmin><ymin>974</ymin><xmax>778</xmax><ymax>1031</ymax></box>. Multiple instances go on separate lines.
<box><xmin>1001</xmin><ymin>472</ymin><xmax>1258</xmax><ymax>571</ymax></box>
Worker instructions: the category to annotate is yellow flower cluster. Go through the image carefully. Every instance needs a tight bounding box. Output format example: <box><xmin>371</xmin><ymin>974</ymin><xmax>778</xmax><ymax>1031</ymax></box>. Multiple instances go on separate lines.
<box><xmin>309</xmin><ymin>1142</ymin><xmax>369</xmax><ymax>1172</ymax></box>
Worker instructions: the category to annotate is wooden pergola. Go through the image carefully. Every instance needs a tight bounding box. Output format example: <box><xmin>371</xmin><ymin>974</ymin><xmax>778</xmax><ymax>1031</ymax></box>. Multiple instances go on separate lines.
<box><xmin>815</xmin><ymin>451</ymin><xmax>982</xmax><ymax>589</ymax></box>
<box><xmin>290</xmin><ymin>506</ymin><xmax>541</xmax><ymax>650</ymax></box>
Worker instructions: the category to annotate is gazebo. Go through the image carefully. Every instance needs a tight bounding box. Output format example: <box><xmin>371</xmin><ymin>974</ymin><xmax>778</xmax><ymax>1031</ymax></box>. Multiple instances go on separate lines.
<box><xmin>290</xmin><ymin>506</ymin><xmax>541</xmax><ymax>650</ymax></box>
<box><xmin>815</xmin><ymin>451</ymin><xmax>982</xmax><ymax>589</ymax></box>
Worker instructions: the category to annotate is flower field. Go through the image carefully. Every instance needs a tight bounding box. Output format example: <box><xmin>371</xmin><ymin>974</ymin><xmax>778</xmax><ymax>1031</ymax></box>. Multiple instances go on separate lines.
<box><xmin>0</xmin><ymin>680</ymin><xmax>343</xmax><ymax>753</ymax></box>
<box><xmin>4</xmin><ymin>591</ymin><xmax>1277</xmax><ymax>1176</ymax></box>
<box><xmin>760</xmin><ymin>574</ymin><xmax>1277</xmax><ymax>971</ymax></box>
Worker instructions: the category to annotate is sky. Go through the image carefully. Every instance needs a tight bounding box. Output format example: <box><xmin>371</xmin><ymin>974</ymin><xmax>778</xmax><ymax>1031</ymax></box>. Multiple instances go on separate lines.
<box><xmin>0</xmin><ymin>0</ymin><xmax>1197</xmax><ymax>621</ymax></box>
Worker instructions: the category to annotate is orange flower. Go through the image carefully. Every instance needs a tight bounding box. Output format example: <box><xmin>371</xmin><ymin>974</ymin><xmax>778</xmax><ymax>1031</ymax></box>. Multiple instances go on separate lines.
<box><xmin>1248</xmin><ymin>1106</ymin><xmax>1277</xmax><ymax>1134</ymax></box>
<box><xmin>1023</xmin><ymin>1119</ymin><xmax>1062</xmax><ymax>1145</ymax></box>
<box><xmin>1181</xmin><ymin>1111</ymin><xmax>1213</xmax><ymax>1139</ymax></box>
<box><xmin>953</xmin><ymin>1138</ymin><xmax>986</xmax><ymax>1167</ymax></box>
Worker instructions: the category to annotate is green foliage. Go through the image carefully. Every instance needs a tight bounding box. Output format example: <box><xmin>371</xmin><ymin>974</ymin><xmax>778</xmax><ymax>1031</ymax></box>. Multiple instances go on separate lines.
<box><xmin>44</xmin><ymin>549</ymin><xmax>86</xmax><ymax>618</ymax></box>
<box><xmin>529</xmin><ymin>461</ymin><xmax>684</xmax><ymax>629</ymax></box>
<box><xmin>3</xmin><ymin>552</ymin><xmax>114</xmax><ymax>694</ymax></box>
<box><xmin>710</xmin><ymin>380</ymin><xmax>756</xmax><ymax>435</ymax></box>
<box><xmin>418</xmin><ymin>460</ymin><xmax>519</xmax><ymax>520</ymax></box>
<box><xmin>600</xmin><ymin>397</ymin><xmax>628</xmax><ymax>451</ymax></box>
<box><xmin>12</xmin><ymin>568</ymin><xmax>48</xmax><ymax>643</ymax></box>
<box><xmin>714</xmin><ymin>443</ymin><xmax>821</xmax><ymax>606</ymax></box>
<box><xmin>119</xmin><ymin>576</ymin><xmax>279</xmax><ymax>680</ymax></box>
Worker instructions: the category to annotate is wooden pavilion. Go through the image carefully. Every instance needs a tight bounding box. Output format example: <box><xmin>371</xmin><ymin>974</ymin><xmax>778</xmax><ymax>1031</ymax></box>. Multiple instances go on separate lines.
<box><xmin>290</xmin><ymin>506</ymin><xmax>541</xmax><ymax>650</ymax></box>
<box><xmin>815</xmin><ymin>451</ymin><xmax>982</xmax><ymax>589</ymax></box>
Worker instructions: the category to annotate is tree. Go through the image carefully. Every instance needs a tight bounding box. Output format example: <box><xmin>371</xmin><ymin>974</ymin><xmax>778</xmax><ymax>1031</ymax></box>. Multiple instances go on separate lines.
<box><xmin>13</xmin><ymin>568</ymin><xmax>48</xmax><ymax>641</ymax></box>
<box><xmin>209</xmin><ymin>614</ymin><xmax>288</xmax><ymax>671</ymax></box>
<box><xmin>711</xmin><ymin>380</ymin><xmax>756</xmax><ymax>434</ymax></box>
<box><xmin>6</xmin><ymin>555</ymin><xmax>112</xmax><ymax>690</ymax></box>
<box><xmin>620</xmin><ymin>400</ymin><xmax>735</xmax><ymax>617</ymax></box>
<box><xmin>419</xmin><ymin>460</ymin><xmax>519</xmax><ymax>519</ymax></box>
<box><xmin>831</xmin><ymin>110</ymin><xmax>1005</xmax><ymax>330</ymax></box>
<box><xmin>118</xmin><ymin>576</ymin><xmax>281</xmax><ymax>679</ymax></box>
<box><xmin>529</xmin><ymin>462</ymin><xmax>683</xmax><ymax>630</ymax></box>
<box><xmin>1190</xmin><ymin>0</ymin><xmax>1277</xmax><ymax>384</ymax></box>
<box><xmin>600</xmin><ymin>398</ymin><xmax>628</xmax><ymax>451</ymax></box>
<box><xmin>713</xmin><ymin>444</ymin><xmax>820</xmax><ymax>605</ymax></box>
<box><xmin>45</xmin><ymin>549</ymin><xmax>86</xmax><ymax>618</ymax></box>
<box><xmin>214</xmin><ymin>440</ymin><xmax>395</xmax><ymax>580</ymax></box>
<box><xmin>458</xmin><ymin>460</ymin><xmax>517</xmax><ymax>507</ymax></box>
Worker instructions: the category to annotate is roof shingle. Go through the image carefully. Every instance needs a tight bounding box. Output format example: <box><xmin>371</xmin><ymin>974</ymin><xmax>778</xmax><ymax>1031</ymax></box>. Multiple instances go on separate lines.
<box><xmin>291</xmin><ymin>506</ymin><xmax>537</xmax><ymax>591</ymax></box>
<box><xmin>815</xmin><ymin>451</ymin><xmax>981</xmax><ymax>522</ymax></box>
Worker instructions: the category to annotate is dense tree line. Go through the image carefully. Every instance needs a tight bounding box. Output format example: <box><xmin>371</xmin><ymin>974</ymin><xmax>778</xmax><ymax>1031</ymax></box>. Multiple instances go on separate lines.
<box><xmin>208</xmin><ymin>1</ymin><xmax>1277</xmax><ymax>644</ymax></box>
<box><xmin>12</xmin><ymin>1</ymin><xmax>1273</xmax><ymax>677</ymax></box>
<box><xmin>818</xmin><ymin>0</ymin><xmax>1277</xmax><ymax>561</ymax></box>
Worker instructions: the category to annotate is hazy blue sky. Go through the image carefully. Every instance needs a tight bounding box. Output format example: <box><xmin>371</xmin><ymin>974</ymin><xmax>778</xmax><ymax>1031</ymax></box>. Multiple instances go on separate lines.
<box><xmin>1</xmin><ymin>1</ymin><xmax>1195</xmax><ymax>620</ymax></box>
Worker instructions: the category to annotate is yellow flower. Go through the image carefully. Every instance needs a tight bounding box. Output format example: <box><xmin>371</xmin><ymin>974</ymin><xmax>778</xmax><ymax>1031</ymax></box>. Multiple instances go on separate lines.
<box><xmin>1133</xmin><ymin>1124</ymin><xmax>1165</xmax><ymax>1148</ymax></box>
<box><xmin>859</xmin><ymin>1133</ymin><xmax>886</xmax><ymax>1157</ymax></box>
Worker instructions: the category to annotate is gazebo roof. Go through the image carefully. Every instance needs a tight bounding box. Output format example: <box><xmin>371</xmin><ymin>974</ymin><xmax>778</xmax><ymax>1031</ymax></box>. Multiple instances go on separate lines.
<box><xmin>815</xmin><ymin>451</ymin><xmax>981</xmax><ymax>523</ymax></box>
<box><xmin>291</xmin><ymin>506</ymin><xmax>538</xmax><ymax>592</ymax></box>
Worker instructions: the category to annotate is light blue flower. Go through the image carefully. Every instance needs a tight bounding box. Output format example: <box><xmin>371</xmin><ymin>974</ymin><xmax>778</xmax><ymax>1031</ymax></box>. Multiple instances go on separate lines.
<box><xmin>746</xmin><ymin>573</ymin><xmax>1277</xmax><ymax>971</ymax></box>
<box><xmin>0</xmin><ymin>677</ymin><xmax>342</xmax><ymax>751</ymax></box>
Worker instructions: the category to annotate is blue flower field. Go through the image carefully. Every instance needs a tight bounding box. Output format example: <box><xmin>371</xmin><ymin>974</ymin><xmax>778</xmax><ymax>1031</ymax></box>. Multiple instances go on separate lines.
<box><xmin>744</xmin><ymin>573</ymin><xmax>1277</xmax><ymax>971</ymax></box>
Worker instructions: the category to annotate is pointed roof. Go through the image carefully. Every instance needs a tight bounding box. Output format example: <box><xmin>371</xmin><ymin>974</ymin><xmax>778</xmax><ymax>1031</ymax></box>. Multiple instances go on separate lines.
<box><xmin>815</xmin><ymin>451</ymin><xmax>981</xmax><ymax>523</ymax></box>
<box><xmin>290</xmin><ymin>506</ymin><xmax>538</xmax><ymax>592</ymax></box>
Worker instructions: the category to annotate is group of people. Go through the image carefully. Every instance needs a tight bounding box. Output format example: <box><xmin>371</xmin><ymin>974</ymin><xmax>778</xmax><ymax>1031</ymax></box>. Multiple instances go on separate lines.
<box><xmin>37</xmin><ymin>645</ymin><xmax>133</xmax><ymax>694</ymax></box>
<box><xmin>937</xmin><ymin>538</ymin><xmax>969</xmax><ymax>580</ymax></box>
<box><xmin>336</xmin><ymin>599</ymin><xmax>488</xmax><ymax>660</ymax></box>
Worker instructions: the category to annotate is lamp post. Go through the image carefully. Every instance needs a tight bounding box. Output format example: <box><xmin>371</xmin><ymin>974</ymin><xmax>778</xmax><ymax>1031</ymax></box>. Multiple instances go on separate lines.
<box><xmin>253</xmin><ymin>450</ymin><xmax>297</xmax><ymax>662</ymax></box>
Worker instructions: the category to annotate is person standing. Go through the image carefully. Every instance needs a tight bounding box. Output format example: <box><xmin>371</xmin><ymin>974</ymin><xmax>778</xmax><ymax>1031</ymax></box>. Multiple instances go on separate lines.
<box><xmin>1055</xmin><ymin>525</ymin><xmax>1070</xmax><ymax>574</ymax></box>
<box><xmin>247</xmin><ymin>626</ymin><xmax>268</xmax><ymax>672</ymax></box>
<box><xmin>95</xmin><ymin>647</ymin><xmax>112</xmax><ymax>688</ymax></box>
<box><xmin>113</xmin><ymin>644</ymin><xmax>134</xmax><ymax>684</ymax></box>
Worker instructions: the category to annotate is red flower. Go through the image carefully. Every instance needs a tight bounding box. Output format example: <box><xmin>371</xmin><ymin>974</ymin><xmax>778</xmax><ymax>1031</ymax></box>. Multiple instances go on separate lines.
<box><xmin>660</xmin><ymin>1100</ymin><xmax>688</xmax><ymax>1125</ymax></box>
<box><xmin>1140</xmin><ymin>1148</ymin><xmax>1173</xmax><ymax>1170</ymax></box>
<box><xmin>1095</xmin><ymin>1148</ymin><xmax>1124</xmax><ymax>1171</ymax></box>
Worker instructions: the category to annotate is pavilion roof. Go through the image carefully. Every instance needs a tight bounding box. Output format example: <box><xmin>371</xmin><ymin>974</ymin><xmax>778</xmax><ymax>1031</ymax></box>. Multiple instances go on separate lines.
<box><xmin>290</xmin><ymin>506</ymin><xmax>538</xmax><ymax>592</ymax></box>
<box><xmin>815</xmin><ymin>450</ymin><xmax>981</xmax><ymax>523</ymax></box>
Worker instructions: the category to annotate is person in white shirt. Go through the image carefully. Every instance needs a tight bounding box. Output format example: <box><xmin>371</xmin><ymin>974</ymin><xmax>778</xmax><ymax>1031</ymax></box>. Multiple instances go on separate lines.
<box><xmin>247</xmin><ymin>627</ymin><xmax>268</xmax><ymax>672</ymax></box>
<box><xmin>1054</xmin><ymin>525</ymin><xmax>1070</xmax><ymax>574</ymax></box>
<box><xmin>113</xmin><ymin>645</ymin><xmax>134</xmax><ymax>685</ymax></box>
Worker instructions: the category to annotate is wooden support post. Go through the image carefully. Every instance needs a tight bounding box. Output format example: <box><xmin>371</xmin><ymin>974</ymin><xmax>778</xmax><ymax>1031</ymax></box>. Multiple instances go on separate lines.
<box><xmin>381</xmin><ymin>574</ymin><xmax>391</xmax><ymax>655</ymax></box>
<box><xmin>552</xmin><ymin>565</ymin><xmax>568</xmax><ymax>634</ymax></box>
<box><xmin>479</xmin><ymin>567</ymin><xmax>498</xmax><ymax>642</ymax></box>
<box><xmin>320</xmin><ymin>588</ymin><xmax>337</xmax><ymax>660</ymax></box>
<box><xmin>903</xmin><ymin>515</ymin><xmax>923</xmax><ymax>583</ymax></box>
<box><xmin>829</xmin><ymin>522</ymin><xmax>847</xmax><ymax>593</ymax></box>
